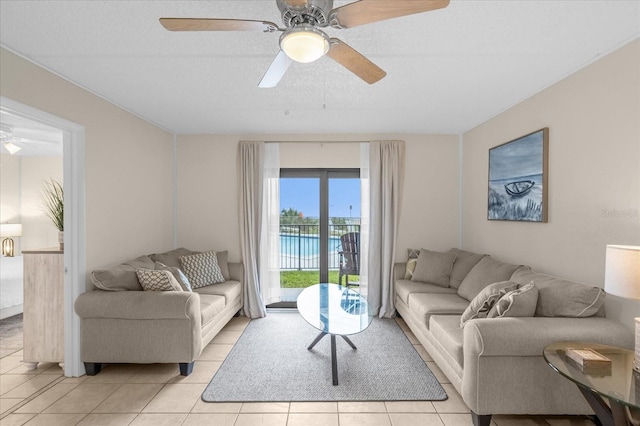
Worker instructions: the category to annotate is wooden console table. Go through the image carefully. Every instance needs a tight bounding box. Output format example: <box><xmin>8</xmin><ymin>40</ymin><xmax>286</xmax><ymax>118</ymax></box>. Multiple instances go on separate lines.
<box><xmin>22</xmin><ymin>248</ymin><xmax>64</xmax><ymax>370</ymax></box>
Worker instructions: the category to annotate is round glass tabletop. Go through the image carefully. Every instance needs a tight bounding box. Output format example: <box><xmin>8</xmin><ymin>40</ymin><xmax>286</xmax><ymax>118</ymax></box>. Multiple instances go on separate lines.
<box><xmin>296</xmin><ymin>283</ymin><xmax>373</xmax><ymax>336</ymax></box>
<box><xmin>543</xmin><ymin>341</ymin><xmax>640</xmax><ymax>409</ymax></box>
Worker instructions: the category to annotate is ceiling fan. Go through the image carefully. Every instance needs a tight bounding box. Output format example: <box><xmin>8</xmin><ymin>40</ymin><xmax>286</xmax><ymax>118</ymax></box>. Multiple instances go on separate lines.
<box><xmin>0</xmin><ymin>124</ymin><xmax>62</xmax><ymax>156</ymax></box>
<box><xmin>160</xmin><ymin>0</ymin><xmax>450</xmax><ymax>88</ymax></box>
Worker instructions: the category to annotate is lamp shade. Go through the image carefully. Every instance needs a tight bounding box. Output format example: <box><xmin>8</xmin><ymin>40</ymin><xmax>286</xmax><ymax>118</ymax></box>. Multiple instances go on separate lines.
<box><xmin>0</xmin><ymin>223</ymin><xmax>23</xmax><ymax>238</ymax></box>
<box><xmin>604</xmin><ymin>245</ymin><xmax>640</xmax><ymax>300</ymax></box>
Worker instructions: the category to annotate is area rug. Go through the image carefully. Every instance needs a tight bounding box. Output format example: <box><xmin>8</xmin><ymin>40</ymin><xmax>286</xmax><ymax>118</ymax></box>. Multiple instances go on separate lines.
<box><xmin>202</xmin><ymin>312</ymin><xmax>447</xmax><ymax>402</ymax></box>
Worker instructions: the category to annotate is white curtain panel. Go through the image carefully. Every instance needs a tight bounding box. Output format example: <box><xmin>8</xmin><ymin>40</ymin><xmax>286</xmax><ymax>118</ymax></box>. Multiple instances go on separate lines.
<box><xmin>359</xmin><ymin>143</ymin><xmax>370</xmax><ymax>299</ymax></box>
<box><xmin>260</xmin><ymin>143</ymin><xmax>281</xmax><ymax>305</ymax></box>
<box><xmin>367</xmin><ymin>140</ymin><xmax>405</xmax><ymax>318</ymax></box>
<box><xmin>237</xmin><ymin>141</ymin><xmax>267</xmax><ymax>318</ymax></box>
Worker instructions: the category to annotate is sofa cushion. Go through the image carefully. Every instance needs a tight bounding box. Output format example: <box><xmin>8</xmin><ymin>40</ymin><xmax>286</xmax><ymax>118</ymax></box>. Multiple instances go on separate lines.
<box><xmin>488</xmin><ymin>281</ymin><xmax>538</xmax><ymax>318</ymax></box>
<box><xmin>180</xmin><ymin>251</ymin><xmax>226</xmax><ymax>289</ymax></box>
<box><xmin>194</xmin><ymin>280</ymin><xmax>242</xmax><ymax>306</ymax></box>
<box><xmin>395</xmin><ymin>280</ymin><xmax>458</xmax><ymax>305</ymax></box>
<box><xmin>412</xmin><ymin>249</ymin><xmax>457</xmax><ymax>287</ymax></box>
<box><xmin>149</xmin><ymin>248</ymin><xmax>195</xmax><ymax>269</ymax></box>
<box><xmin>155</xmin><ymin>262</ymin><xmax>192</xmax><ymax>292</ymax></box>
<box><xmin>448</xmin><ymin>249</ymin><xmax>487</xmax><ymax>289</ymax></box>
<box><xmin>457</xmin><ymin>256</ymin><xmax>523</xmax><ymax>301</ymax></box>
<box><xmin>91</xmin><ymin>255</ymin><xmax>155</xmax><ymax>291</ymax></box>
<box><xmin>136</xmin><ymin>269</ymin><xmax>183</xmax><ymax>292</ymax></box>
<box><xmin>407</xmin><ymin>293</ymin><xmax>469</xmax><ymax>326</ymax></box>
<box><xmin>460</xmin><ymin>281</ymin><xmax>519</xmax><ymax>327</ymax></box>
<box><xmin>199</xmin><ymin>294</ymin><xmax>226</xmax><ymax>325</ymax></box>
<box><xmin>510</xmin><ymin>268</ymin><xmax>606</xmax><ymax>317</ymax></box>
<box><xmin>430</xmin><ymin>315</ymin><xmax>464</xmax><ymax>370</ymax></box>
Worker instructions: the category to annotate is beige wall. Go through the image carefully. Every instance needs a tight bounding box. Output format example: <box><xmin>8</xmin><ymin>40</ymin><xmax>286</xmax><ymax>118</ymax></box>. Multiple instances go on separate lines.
<box><xmin>462</xmin><ymin>40</ymin><xmax>640</xmax><ymax>328</ymax></box>
<box><xmin>0</xmin><ymin>48</ymin><xmax>175</xmax><ymax>282</ymax></box>
<box><xmin>0</xmin><ymin>155</ymin><xmax>62</xmax><ymax>253</ymax></box>
<box><xmin>0</xmin><ymin>153</ymin><xmax>22</xmax><ymax>252</ymax></box>
<box><xmin>176</xmin><ymin>134</ymin><xmax>460</xmax><ymax>262</ymax></box>
<box><xmin>20</xmin><ymin>157</ymin><xmax>63</xmax><ymax>251</ymax></box>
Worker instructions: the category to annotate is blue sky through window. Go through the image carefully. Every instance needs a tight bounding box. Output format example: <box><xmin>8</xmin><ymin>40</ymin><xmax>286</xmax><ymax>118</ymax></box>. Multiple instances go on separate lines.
<box><xmin>280</xmin><ymin>178</ymin><xmax>361</xmax><ymax>218</ymax></box>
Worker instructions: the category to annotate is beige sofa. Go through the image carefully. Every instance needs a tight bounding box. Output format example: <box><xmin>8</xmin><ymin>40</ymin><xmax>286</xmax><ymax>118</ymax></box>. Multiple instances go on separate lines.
<box><xmin>74</xmin><ymin>248</ymin><xmax>243</xmax><ymax>376</ymax></box>
<box><xmin>394</xmin><ymin>248</ymin><xmax>633</xmax><ymax>426</ymax></box>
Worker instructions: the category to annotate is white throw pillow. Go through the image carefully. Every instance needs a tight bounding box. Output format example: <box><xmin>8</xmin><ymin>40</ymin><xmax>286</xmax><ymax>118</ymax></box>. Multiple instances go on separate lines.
<box><xmin>459</xmin><ymin>281</ymin><xmax>519</xmax><ymax>328</ymax></box>
<box><xmin>488</xmin><ymin>282</ymin><xmax>538</xmax><ymax>318</ymax></box>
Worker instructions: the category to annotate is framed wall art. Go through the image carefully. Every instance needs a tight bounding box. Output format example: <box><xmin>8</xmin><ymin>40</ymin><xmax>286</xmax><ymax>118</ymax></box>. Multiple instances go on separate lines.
<box><xmin>488</xmin><ymin>128</ymin><xmax>549</xmax><ymax>222</ymax></box>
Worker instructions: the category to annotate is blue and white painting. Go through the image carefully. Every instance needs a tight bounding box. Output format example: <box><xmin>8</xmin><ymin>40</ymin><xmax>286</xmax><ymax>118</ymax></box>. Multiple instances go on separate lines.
<box><xmin>488</xmin><ymin>129</ymin><xmax>548</xmax><ymax>222</ymax></box>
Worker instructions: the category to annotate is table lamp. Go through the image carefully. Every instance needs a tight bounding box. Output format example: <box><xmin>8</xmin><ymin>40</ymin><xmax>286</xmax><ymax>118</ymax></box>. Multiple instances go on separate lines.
<box><xmin>604</xmin><ymin>244</ymin><xmax>640</xmax><ymax>371</ymax></box>
<box><xmin>0</xmin><ymin>223</ymin><xmax>23</xmax><ymax>257</ymax></box>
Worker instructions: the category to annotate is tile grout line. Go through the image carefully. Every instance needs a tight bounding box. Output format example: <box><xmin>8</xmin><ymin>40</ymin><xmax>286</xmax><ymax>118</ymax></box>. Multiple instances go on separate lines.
<box><xmin>0</xmin><ymin>373</ymin><xmax>66</xmax><ymax>420</ymax></box>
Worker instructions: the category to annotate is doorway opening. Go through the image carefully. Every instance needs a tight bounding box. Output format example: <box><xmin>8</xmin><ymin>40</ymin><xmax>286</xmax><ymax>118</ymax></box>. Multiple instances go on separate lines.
<box><xmin>270</xmin><ymin>168</ymin><xmax>360</xmax><ymax>308</ymax></box>
<box><xmin>1</xmin><ymin>96</ymin><xmax>86</xmax><ymax>377</ymax></box>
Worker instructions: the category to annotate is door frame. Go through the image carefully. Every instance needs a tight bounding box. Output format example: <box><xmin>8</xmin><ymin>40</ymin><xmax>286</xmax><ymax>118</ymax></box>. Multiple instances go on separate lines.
<box><xmin>279</xmin><ymin>168</ymin><xmax>360</xmax><ymax>284</ymax></box>
<box><xmin>1</xmin><ymin>96</ymin><xmax>86</xmax><ymax>377</ymax></box>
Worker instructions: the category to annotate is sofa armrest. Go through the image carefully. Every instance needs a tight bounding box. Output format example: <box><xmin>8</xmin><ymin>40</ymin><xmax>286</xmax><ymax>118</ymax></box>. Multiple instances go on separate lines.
<box><xmin>464</xmin><ymin>316</ymin><xmax>633</xmax><ymax>358</ymax></box>
<box><xmin>394</xmin><ymin>263</ymin><xmax>406</xmax><ymax>283</ymax></box>
<box><xmin>461</xmin><ymin>316</ymin><xmax>633</xmax><ymax>415</ymax></box>
<box><xmin>75</xmin><ymin>290</ymin><xmax>200</xmax><ymax>320</ymax></box>
<box><xmin>229</xmin><ymin>262</ymin><xmax>244</xmax><ymax>283</ymax></box>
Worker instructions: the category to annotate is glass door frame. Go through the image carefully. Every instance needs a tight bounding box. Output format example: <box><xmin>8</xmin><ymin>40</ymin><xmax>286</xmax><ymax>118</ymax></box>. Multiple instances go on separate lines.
<box><xmin>279</xmin><ymin>168</ymin><xmax>360</xmax><ymax>287</ymax></box>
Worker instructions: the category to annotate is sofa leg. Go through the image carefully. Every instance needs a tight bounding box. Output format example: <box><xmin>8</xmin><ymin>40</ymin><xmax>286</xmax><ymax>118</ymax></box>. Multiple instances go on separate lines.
<box><xmin>179</xmin><ymin>362</ymin><xmax>194</xmax><ymax>376</ymax></box>
<box><xmin>84</xmin><ymin>363</ymin><xmax>102</xmax><ymax>376</ymax></box>
<box><xmin>471</xmin><ymin>412</ymin><xmax>492</xmax><ymax>426</ymax></box>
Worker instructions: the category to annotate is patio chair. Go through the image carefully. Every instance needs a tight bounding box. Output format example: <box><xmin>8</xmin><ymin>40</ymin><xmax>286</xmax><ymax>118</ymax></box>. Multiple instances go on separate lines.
<box><xmin>338</xmin><ymin>232</ymin><xmax>359</xmax><ymax>288</ymax></box>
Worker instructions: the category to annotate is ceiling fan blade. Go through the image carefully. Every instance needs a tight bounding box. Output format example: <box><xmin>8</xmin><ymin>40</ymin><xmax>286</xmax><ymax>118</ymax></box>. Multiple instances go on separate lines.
<box><xmin>159</xmin><ymin>18</ymin><xmax>280</xmax><ymax>32</ymax></box>
<box><xmin>259</xmin><ymin>51</ymin><xmax>294</xmax><ymax>88</ymax></box>
<box><xmin>330</xmin><ymin>0</ymin><xmax>449</xmax><ymax>29</ymax></box>
<box><xmin>326</xmin><ymin>38</ymin><xmax>386</xmax><ymax>84</ymax></box>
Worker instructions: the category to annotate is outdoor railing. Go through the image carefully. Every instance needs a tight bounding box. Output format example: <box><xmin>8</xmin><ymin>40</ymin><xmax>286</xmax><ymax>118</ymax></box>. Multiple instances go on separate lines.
<box><xmin>279</xmin><ymin>221</ymin><xmax>360</xmax><ymax>270</ymax></box>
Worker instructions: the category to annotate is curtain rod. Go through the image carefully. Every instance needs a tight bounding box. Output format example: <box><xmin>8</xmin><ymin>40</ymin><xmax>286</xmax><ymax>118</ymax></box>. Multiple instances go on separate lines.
<box><xmin>264</xmin><ymin>140</ymin><xmax>368</xmax><ymax>144</ymax></box>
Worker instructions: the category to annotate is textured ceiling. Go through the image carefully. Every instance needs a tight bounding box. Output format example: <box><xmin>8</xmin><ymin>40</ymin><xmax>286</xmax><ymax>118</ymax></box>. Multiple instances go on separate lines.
<box><xmin>0</xmin><ymin>0</ymin><xmax>638</xmax><ymax>135</ymax></box>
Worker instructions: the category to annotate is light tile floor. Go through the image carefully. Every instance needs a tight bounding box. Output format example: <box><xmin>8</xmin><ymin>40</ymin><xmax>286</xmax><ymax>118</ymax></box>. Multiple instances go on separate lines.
<box><xmin>0</xmin><ymin>316</ymin><xmax>595</xmax><ymax>426</ymax></box>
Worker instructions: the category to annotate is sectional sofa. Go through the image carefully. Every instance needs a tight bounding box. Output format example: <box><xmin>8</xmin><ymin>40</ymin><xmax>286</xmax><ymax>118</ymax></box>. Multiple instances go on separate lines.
<box><xmin>74</xmin><ymin>248</ymin><xmax>243</xmax><ymax>376</ymax></box>
<box><xmin>394</xmin><ymin>248</ymin><xmax>633</xmax><ymax>426</ymax></box>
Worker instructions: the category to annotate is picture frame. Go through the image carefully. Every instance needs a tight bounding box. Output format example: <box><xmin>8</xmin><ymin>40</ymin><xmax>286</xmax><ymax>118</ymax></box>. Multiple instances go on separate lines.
<box><xmin>488</xmin><ymin>128</ymin><xmax>549</xmax><ymax>222</ymax></box>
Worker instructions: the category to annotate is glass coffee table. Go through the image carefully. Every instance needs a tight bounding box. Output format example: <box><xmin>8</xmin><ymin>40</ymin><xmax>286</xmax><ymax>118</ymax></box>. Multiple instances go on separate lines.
<box><xmin>543</xmin><ymin>342</ymin><xmax>639</xmax><ymax>426</ymax></box>
<box><xmin>297</xmin><ymin>283</ymin><xmax>373</xmax><ymax>385</ymax></box>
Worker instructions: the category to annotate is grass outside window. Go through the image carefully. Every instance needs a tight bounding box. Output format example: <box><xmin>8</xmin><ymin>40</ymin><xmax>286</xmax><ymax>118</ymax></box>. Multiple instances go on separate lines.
<box><xmin>280</xmin><ymin>271</ymin><xmax>359</xmax><ymax>288</ymax></box>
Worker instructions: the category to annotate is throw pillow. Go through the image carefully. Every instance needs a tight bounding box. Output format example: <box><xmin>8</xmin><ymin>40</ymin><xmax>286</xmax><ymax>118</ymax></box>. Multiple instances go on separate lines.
<box><xmin>91</xmin><ymin>255</ymin><xmax>155</xmax><ymax>291</ymax></box>
<box><xmin>407</xmin><ymin>248</ymin><xmax>421</xmax><ymax>259</ymax></box>
<box><xmin>179</xmin><ymin>250</ymin><xmax>226</xmax><ymax>289</ymax></box>
<box><xmin>154</xmin><ymin>261</ymin><xmax>192</xmax><ymax>292</ymax></box>
<box><xmin>457</xmin><ymin>256</ymin><xmax>523</xmax><ymax>301</ymax></box>
<box><xmin>405</xmin><ymin>259</ymin><xmax>418</xmax><ymax>280</ymax></box>
<box><xmin>459</xmin><ymin>281</ymin><xmax>519</xmax><ymax>327</ymax></box>
<box><xmin>136</xmin><ymin>269</ymin><xmax>183</xmax><ymax>292</ymax></box>
<box><xmin>411</xmin><ymin>249</ymin><xmax>457</xmax><ymax>287</ymax></box>
<box><xmin>511</xmin><ymin>268</ymin><xmax>606</xmax><ymax>317</ymax></box>
<box><xmin>487</xmin><ymin>281</ymin><xmax>539</xmax><ymax>318</ymax></box>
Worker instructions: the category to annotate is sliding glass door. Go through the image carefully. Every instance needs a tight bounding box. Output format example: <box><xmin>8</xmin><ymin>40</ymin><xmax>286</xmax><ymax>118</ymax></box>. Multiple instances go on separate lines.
<box><xmin>275</xmin><ymin>169</ymin><xmax>360</xmax><ymax>306</ymax></box>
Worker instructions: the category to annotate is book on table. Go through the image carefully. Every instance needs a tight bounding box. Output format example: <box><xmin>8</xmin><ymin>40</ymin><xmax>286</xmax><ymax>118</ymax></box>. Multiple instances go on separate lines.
<box><xmin>565</xmin><ymin>348</ymin><xmax>613</xmax><ymax>376</ymax></box>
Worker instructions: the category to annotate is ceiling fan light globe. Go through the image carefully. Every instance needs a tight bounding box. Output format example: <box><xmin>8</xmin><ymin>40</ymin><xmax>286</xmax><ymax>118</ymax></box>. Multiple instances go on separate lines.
<box><xmin>280</xmin><ymin>25</ymin><xmax>330</xmax><ymax>63</ymax></box>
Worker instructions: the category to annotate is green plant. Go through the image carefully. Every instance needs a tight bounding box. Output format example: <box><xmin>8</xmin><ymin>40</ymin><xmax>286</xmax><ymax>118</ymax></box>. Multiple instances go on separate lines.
<box><xmin>42</xmin><ymin>179</ymin><xmax>64</xmax><ymax>231</ymax></box>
